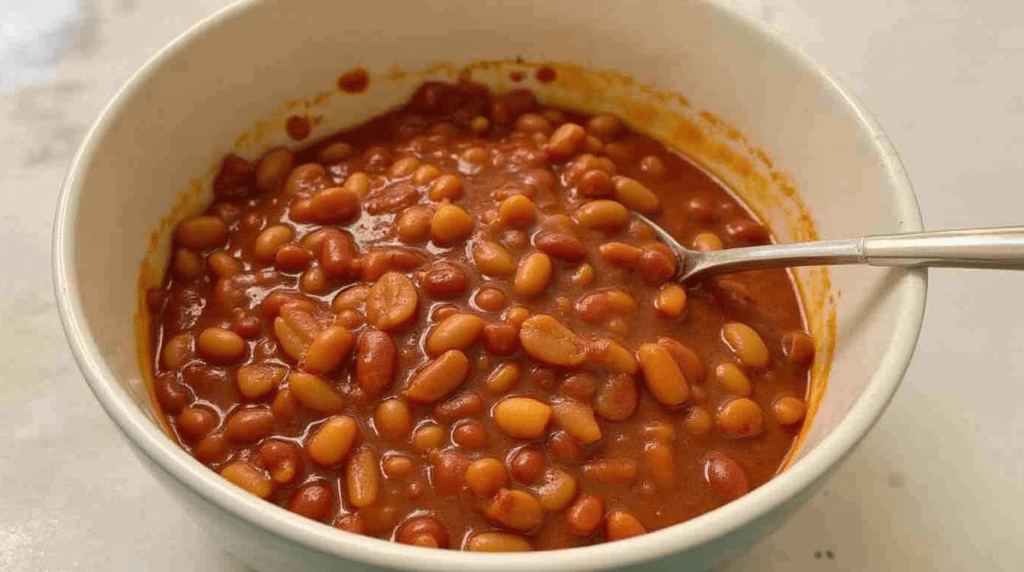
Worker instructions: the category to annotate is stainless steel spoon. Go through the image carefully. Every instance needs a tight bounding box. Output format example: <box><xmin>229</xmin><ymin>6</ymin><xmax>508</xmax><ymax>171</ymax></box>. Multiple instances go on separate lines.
<box><xmin>632</xmin><ymin>213</ymin><xmax>1024</xmax><ymax>282</ymax></box>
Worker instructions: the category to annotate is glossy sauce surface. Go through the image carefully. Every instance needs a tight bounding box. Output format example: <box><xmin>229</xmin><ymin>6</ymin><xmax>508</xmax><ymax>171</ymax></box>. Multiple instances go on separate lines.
<box><xmin>147</xmin><ymin>81</ymin><xmax>814</xmax><ymax>551</ymax></box>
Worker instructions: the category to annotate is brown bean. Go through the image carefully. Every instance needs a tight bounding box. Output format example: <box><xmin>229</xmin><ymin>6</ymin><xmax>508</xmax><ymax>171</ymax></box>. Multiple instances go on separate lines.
<box><xmin>224</xmin><ymin>407</ymin><xmax>275</xmax><ymax>442</ymax></box>
<box><xmin>573</xmin><ymin>200</ymin><xmax>630</xmax><ymax>231</ymax></box>
<box><xmin>565</xmin><ymin>494</ymin><xmax>604</xmax><ymax>536</ymax></box>
<box><xmin>479</xmin><ymin>322</ymin><xmax>519</xmax><ymax>357</ymax></box>
<box><xmin>190</xmin><ymin>431</ymin><xmax>227</xmax><ymax>463</ymax></box>
<box><xmin>598</xmin><ymin>242</ymin><xmax>641</xmax><ymax>267</ymax></box>
<box><xmin>715</xmin><ymin>363</ymin><xmax>751</xmax><ymax>396</ymax></box>
<box><xmin>359</xmin><ymin>248</ymin><xmax>424</xmax><ymax>282</ymax></box>
<box><xmin>485</xmin><ymin>489</ymin><xmax>544</xmax><ymax>531</ymax></box>
<box><xmin>254</xmin><ymin>147</ymin><xmax>296</xmax><ymax>192</ymax></box>
<box><xmin>220</xmin><ymin>461</ymin><xmax>272</xmax><ymax>499</ymax></box>
<box><xmin>505</xmin><ymin>306</ymin><xmax>530</xmax><ymax>327</ymax></box>
<box><xmin>638</xmin><ymin>246</ymin><xmax>677</xmax><ymax>284</ymax></box>
<box><xmin>252</xmin><ymin>440</ymin><xmax>299</xmax><ymax>485</ymax></box>
<box><xmin>535</xmin><ymin>468</ymin><xmax>578</xmax><ymax>512</ymax></box>
<box><xmin>397</xmin><ymin>206</ymin><xmax>433</xmax><ymax>243</ymax></box>
<box><xmin>545</xmin><ymin>123</ymin><xmax>587</xmax><ymax>161</ymax></box>
<box><xmin>640</xmin><ymin>420</ymin><xmax>677</xmax><ymax>444</ymax></box>
<box><xmin>207</xmin><ymin>250</ymin><xmax>244</xmax><ymax>278</ymax></box>
<box><xmin>704</xmin><ymin>453</ymin><xmax>749</xmax><ymax>500</ymax></box>
<box><xmin>581</xmin><ymin>458</ymin><xmax>637</xmax><ymax>484</ymax></box>
<box><xmin>587</xmin><ymin>114</ymin><xmax>623</xmax><ymax>140</ymax></box>
<box><xmin>550</xmin><ymin>401</ymin><xmax>600</xmax><ymax>444</ymax></box>
<box><xmin>516</xmin><ymin>113</ymin><xmax>553</xmax><ymax>134</ymax></box>
<box><xmin>333</xmin><ymin>285</ymin><xmax>368</xmax><ymax>312</ymax></box>
<box><xmin>519</xmin><ymin>315</ymin><xmax>588</xmax><ymax>366</ymax></box>
<box><xmin>452</xmin><ymin>420</ymin><xmax>489</xmax><ymax>449</ymax></box>
<box><xmin>781</xmin><ymin>331</ymin><xmax>815</xmax><ymax>366</ymax></box>
<box><xmin>197</xmin><ymin>327</ymin><xmax>246</xmax><ymax>363</ymax></box>
<box><xmin>594</xmin><ymin>373</ymin><xmax>638</xmax><ymax>421</ymax></box>
<box><xmin>288</xmin><ymin>482</ymin><xmax>333</xmax><ymax>521</ymax></box>
<box><xmin>308</xmin><ymin>186</ymin><xmax>361</xmax><ymax>225</ymax></box>
<box><xmin>684</xmin><ymin>406</ymin><xmax>713</xmax><ymax>436</ymax></box>
<box><xmin>724</xmin><ymin>218</ymin><xmax>769</xmax><ymax>244</ymax></box>
<box><xmin>722</xmin><ymin>322</ymin><xmax>770</xmax><ymax>367</ymax></box>
<box><xmin>153</xmin><ymin>373</ymin><xmax>188</xmax><ymax>413</ymax></box>
<box><xmin>420</xmin><ymin>261</ymin><xmax>470</xmax><ymax>299</ymax></box>
<box><xmin>395</xmin><ymin>515</ymin><xmax>449</xmax><ymax>548</ymax></box>
<box><xmin>260</xmin><ymin>291</ymin><xmax>315</xmax><ymax>317</ymax></box>
<box><xmin>559</xmin><ymin>372</ymin><xmax>597</xmax><ymax>401</ymax></box>
<box><xmin>284</xmin><ymin>163</ymin><xmax>328</xmax><ymax>195</ymax></box>
<box><xmin>474</xmin><ymin>286</ymin><xmax>508</xmax><ymax>312</ymax></box>
<box><xmin>655</xmin><ymin>284</ymin><xmax>687</xmax><ymax>318</ymax></box>
<box><xmin>413</xmin><ymin>164</ymin><xmax>442</xmax><ymax>185</ymax></box>
<box><xmin>355</xmin><ymin>329</ymin><xmax>396</xmax><ymax>396</ymax></box>
<box><xmin>465</xmin><ymin>532</ymin><xmax>532</xmax><ymax>552</ymax></box>
<box><xmin>381</xmin><ymin>455</ymin><xmax>415</xmax><ymax>479</ymax></box>
<box><xmin>273</xmin><ymin>312</ymin><xmax>314</xmax><ymax>362</ymax></box>
<box><xmin>773</xmin><ymin>396</ymin><xmax>807</xmax><ymax>425</ymax></box>
<box><xmin>274</xmin><ymin>245</ymin><xmax>311</xmax><ymax>273</ymax></box>
<box><xmin>513</xmin><ymin>252</ymin><xmax>553</xmax><ymax>297</ymax></box>
<box><xmin>374</xmin><ymin>398</ymin><xmax>414</xmax><ymax>440</ymax></box>
<box><xmin>161</xmin><ymin>333</ymin><xmax>193</xmax><ymax>370</ymax></box>
<box><xmin>288</xmin><ymin>372</ymin><xmax>345</xmax><ymax>414</ymax></box>
<box><xmin>346</xmin><ymin>446</ymin><xmax>380</xmax><ymax>508</ymax></box>
<box><xmin>509</xmin><ymin>448</ymin><xmax>545</xmax><ymax>484</ymax></box>
<box><xmin>319</xmin><ymin>230</ymin><xmax>357</xmax><ymax>278</ymax></box>
<box><xmin>693</xmin><ymin>232</ymin><xmax>723</xmax><ymax>251</ymax></box>
<box><xmin>333</xmin><ymin>512</ymin><xmax>368</xmax><ymax>535</ymax></box>
<box><xmin>365</xmin><ymin>272</ymin><xmax>418</xmax><ymax>331</ymax></box>
<box><xmin>390</xmin><ymin>156</ymin><xmax>421</xmax><ymax>178</ymax></box>
<box><xmin>428</xmin><ymin>174</ymin><xmax>463</xmax><ymax>201</ymax></box>
<box><xmin>588</xmin><ymin>337</ymin><xmax>638</xmax><ymax>374</ymax></box>
<box><xmin>403</xmin><ymin>349</ymin><xmax>470</xmax><ymax>404</ymax></box>
<box><xmin>473</xmin><ymin>240</ymin><xmax>517</xmax><ymax>276</ymax></box>
<box><xmin>254</xmin><ymin>225</ymin><xmax>293</xmax><ymax>262</ymax></box>
<box><xmin>303</xmin><ymin>326</ymin><xmax>354</xmax><ymax>374</ymax></box>
<box><xmin>492</xmin><ymin>397</ymin><xmax>552</xmax><ymax>439</ymax></box>
<box><xmin>716</xmin><ymin>398</ymin><xmax>764</xmax><ymax>437</ymax></box>
<box><xmin>486</xmin><ymin>363</ymin><xmax>521</xmax><ymax>394</ymax></box>
<box><xmin>317</xmin><ymin>142</ymin><xmax>353</xmax><ymax>164</ymax></box>
<box><xmin>172</xmin><ymin>248</ymin><xmax>203</xmax><ymax>280</ymax></box>
<box><xmin>577</xmin><ymin>169</ymin><xmax>613</xmax><ymax>198</ymax></box>
<box><xmin>177</xmin><ymin>406</ymin><xmax>216</xmax><ymax>441</ymax></box>
<box><xmin>642</xmin><ymin>440</ymin><xmax>676</xmax><ymax>488</ymax></box>
<box><xmin>535</xmin><ymin>233</ymin><xmax>585</xmax><ymax>262</ymax></box>
<box><xmin>498</xmin><ymin>194</ymin><xmax>537</xmax><ymax>228</ymax></box>
<box><xmin>270</xmin><ymin>388</ymin><xmax>297</xmax><ymax>423</ymax></box>
<box><xmin>637</xmin><ymin>343</ymin><xmax>690</xmax><ymax>407</ymax></box>
<box><xmin>612</xmin><ymin>176</ymin><xmax>660</xmax><ymax>214</ymax></box>
<box><xmin>433</xmin><ymin>391</ymin><xmax>485</xmax><ymax>423</ymax></box>
<box><xmin>548</xmin><ymin>430</ymin><xmax>582</xmax><ymax>462</ymax></box>
<box><xmin>430</xmin><ymin>204</ymin><xmax>474</xmax><ymax>245</ymax></box>
<box><xmin>656</xmin><ymin>338</ymin><xmax>706</xmax><ymax>381</ymax></box>
<box><xmin>365</xmin><ymin>183</ymin><xmax>419</xmax><ymax>215</ymax></box>
<box><xmin>605</xmin><ymin>511</ymin><xmax>646</xmax><ymax>540</ymax></box>
<box><xmin>412</xmin><ymin>424</ymin><xmax>446</xmax><ymax>453</ymax></box>
<box><xmin>639</xmin><ymin>155</ymin><xmax>667</xmax><ymax>178</ymax></box>
<box><xmin>429</xmin><ymin>450</ymin><xmax>468</xmax><ymax>494</ymax></box>
<box><xmin>175</xmin><ymin>216</ymin><xmax>227</xmax><ymax>251</ymax></box>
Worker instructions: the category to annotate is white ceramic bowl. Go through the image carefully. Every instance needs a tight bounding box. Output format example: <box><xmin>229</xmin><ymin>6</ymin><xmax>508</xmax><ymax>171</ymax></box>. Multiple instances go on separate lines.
<box><xmin>53</xmin><ymin>0</ymin><xmax>926</xmax><ymax>570</ymax></box>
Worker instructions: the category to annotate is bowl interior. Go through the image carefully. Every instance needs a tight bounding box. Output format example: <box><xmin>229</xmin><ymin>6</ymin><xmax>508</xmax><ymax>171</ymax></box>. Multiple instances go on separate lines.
<box><xmin>54</xmin><ymin>0</ymin><xmax>924</xmax><ymax>570</ymax></box>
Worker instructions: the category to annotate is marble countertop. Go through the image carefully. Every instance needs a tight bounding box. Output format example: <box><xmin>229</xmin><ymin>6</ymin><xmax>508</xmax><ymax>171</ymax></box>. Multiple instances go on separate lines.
<box><xmin>2</xmin><ymin>1</ymin><xmax>1022</xmax><ymax>570</ymax></box>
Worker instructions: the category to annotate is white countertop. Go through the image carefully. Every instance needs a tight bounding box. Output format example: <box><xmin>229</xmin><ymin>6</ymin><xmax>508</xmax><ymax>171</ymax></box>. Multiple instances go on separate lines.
<box><xmin>2</xmin><ymin>1</ymin><xmax>1022</xmax><ymax>570</ymax></box>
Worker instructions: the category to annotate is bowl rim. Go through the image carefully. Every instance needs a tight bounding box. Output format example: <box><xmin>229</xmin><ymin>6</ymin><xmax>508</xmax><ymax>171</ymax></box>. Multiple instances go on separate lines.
<box><xmin>51</xmin><ymin>0</ymin><xmax>927</xmax><ymax>569</ymax></box>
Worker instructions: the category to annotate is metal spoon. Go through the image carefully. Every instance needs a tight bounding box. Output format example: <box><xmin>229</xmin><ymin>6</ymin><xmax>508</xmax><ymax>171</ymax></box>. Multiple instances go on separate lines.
<box><xmin>632</xmin><ymin>213</ymin><xmax>1024</xmax><ymax>282</ymax></box>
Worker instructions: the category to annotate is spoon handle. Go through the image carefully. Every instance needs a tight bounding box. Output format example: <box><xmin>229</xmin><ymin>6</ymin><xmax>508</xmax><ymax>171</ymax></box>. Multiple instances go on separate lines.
<box><xmin>684</xmin><ymin>226</ymin><xmax>1024</xmax><ymax>280</ymax></box>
